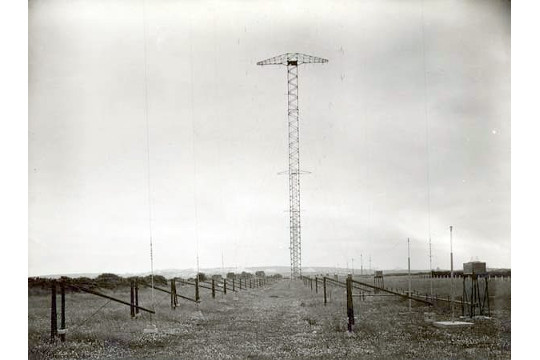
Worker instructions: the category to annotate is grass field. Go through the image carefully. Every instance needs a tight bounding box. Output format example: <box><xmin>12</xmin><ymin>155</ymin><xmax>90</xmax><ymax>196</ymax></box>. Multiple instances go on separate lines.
<box><xmin>28</xmin><ymin>278</ymin><xmax>511</xmax><ymax>359</ymax></box>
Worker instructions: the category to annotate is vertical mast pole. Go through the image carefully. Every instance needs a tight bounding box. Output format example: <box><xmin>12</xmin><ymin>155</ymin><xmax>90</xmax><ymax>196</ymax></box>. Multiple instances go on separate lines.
<box><xmin>408</xmin><ymin>238</ymin><xmax>412</xmax><ymax>312</ymax></box>
<box><xmin>450</xmin><ymin>225</ymin><xmax>455</xmax><ymax>322</ymax></box>
<box><xmin>258</xmin><ymin>54</ymin><xmax>327</xmax><ymax>280</ymax></box>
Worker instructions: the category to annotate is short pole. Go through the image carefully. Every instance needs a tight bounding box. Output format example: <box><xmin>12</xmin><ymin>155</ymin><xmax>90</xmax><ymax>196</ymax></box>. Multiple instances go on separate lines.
<box><xmin>131</xmin><ymin>281</ymin><xmax>135</xmax><ymax>317</ymax></box>
<box><xmin>195</xmin><ymin>278</ymin><xmax>200</xmax><ymax>302</ymax></box>
<box><xmin>212</xmin><ymin>279</ymin><xmax>216</xmax><ymax>299</ymax></box>
<box><xmin>323</xmin><ymin>277</ymin><xmax>327</xmax><ymax>305</ymax></box>
<box><xmin>450</xmin><ymin>225</ymin><xmax>455</xmax><ymax>322</ymax></box>
<box><xmin>170</xmin><ymin>279</ymin><xmax>176</xmax><ymax>310</ymax></box>
<box><xmin>233</xmin><ymin>279</ymin><xmax>235</xmax><ymax>291</ymax></box>
<box><xmin>315</xmin><ymin>277</ymin><xmax>318</xmax><ymax>293</ymax></box>
<box><xmin>223</xmin><ymin>279</ymin><xmax>227</xmax><ymax>295</ymax></box>
<box><xmin>60</xmin><ymin>281</ymin><xmax>66</xmax><ymax>342</ymax></box>
<box><xmin>50</xmin><ymin>281</ymin><xmax>57</xmax><ymax>343</ymax></box>
<box><xmin>346</xmin><ymin>275</ymin><xmax>354</xmax><ymax>332</ymax></box>
<box><xmin>408</xmin><ymin>238</ymin><xmax>412</xmax><ymax>312</ymax></box>
<box><xmin>174</xmin><ymin>280</ymin><xmax>178</xmax><ymax>307</ymax></box>
<box><xmin>135</xmin><ymin>281</ymin><xmax>139</xmax><ymax>315</ymax></box>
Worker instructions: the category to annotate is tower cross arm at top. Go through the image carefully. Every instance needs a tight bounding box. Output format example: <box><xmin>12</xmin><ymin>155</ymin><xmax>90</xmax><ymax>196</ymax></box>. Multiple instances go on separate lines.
<box><xmin>257</xmin><ymin>53</ymin><xmax>329</xmax><ymax>66</ymax></box>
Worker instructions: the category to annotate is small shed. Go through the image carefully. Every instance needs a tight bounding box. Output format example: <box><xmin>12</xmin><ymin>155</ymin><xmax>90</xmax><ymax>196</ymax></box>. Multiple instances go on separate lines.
<box><xmin>463</xmin><ymin>261</ymin><xmax>487</xmax><ymax>275</ymax></box>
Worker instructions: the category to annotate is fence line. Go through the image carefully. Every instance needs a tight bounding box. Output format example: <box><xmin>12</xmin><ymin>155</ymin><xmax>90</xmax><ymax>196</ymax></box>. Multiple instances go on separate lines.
<box><xmin>48</xmin><ymin>276</ymin><xmax>275</xmax><ymax>344</ymax></box>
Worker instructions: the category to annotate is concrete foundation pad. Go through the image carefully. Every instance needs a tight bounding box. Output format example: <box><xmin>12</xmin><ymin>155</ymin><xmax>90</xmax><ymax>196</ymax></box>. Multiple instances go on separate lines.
<box><xmin>143</xmin><ymin>325</ymin><xmax>158</xmax><ymax>334</ymax></box>
<box><xmin>433</xmin><ymin>321</ymin><xmax>473</xmax><ymax>328</ymax></box>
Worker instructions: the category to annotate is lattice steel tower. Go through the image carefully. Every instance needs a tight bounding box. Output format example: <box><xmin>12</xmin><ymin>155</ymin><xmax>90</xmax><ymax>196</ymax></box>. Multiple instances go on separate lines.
<box><xmin>257</xmin><ymin>53</ymin><xmax>328</xmax><ymax>279</ymax></box>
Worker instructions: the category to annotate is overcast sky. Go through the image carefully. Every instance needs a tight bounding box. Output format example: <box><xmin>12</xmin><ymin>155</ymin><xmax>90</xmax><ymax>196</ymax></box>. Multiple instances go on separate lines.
<box><xmin>28</xmin><ymin>0</ymin><xmax>510</xmax><ymax>276</ymax></box>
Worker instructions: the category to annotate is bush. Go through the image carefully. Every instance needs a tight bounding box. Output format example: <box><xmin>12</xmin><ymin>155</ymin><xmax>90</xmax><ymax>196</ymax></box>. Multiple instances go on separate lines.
<box><xmin>95</xmin><ymin>273</ymin><xmax>125</xmax><ymax>289</ymax></box>
<box><xmin>142</xmin><ymin>275</ymin><xmax>167</xmax><ymax>286</ymax></box>
<box><xmin>240</xmin><ymin>271</ymin><xmax>253</xmax><ymax>279</ymax></box>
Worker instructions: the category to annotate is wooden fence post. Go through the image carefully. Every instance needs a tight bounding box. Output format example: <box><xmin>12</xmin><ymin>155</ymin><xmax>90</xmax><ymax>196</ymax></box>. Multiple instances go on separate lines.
<box><xmin>135</xmin><ymin>281</ymin><xmax>139</xmax><ymax>315</ymax></box>
<box><xmin>310</xmin><ymin>278</ymin><xmax>313</xmax><ymax>291</ymax></box>
<box><xmin>50</xmin><ymin>281</ymin><xmax>57</xmax><ymax>343</ymax></box>
<box><xmin>323</xmin><ymin>277</ymin><xmax>327</xmax><ymax>305</ymax></box>
<box><xmin>346</xmin><ymin>275</ymin><xmax>354</xmax><ymax>332</ymax></box>
<box><xmin>170</xmin><ymin>279</ymin><xmax>176</xmax><ymax>310</ymax></box>
<box><xmin>232</xmin><ymin>279</ymin><xmax>235</xmax><ymax>291</ymax></box>
<box><xmin>131</xmin><ymin>281</ymin><xmax>135</xmax><ymax>317</ymax></box>
<box><xmin>223</xmin><ymin>279</ymin><xmax>227</xmax><ymax>295</ymax></box>
<box><xmin>315</xmin><ymin>277</ymin><xmax>318</xmax><ymax>293</ymax></box>
<box><xmin>174</xmin><ymin>280</ymin><xmax>178</xmax><ymax>308</ymax></box>
<box><xmin>60</xmin><ymin>281</ymin><xmax>66</xmax><ymax>342</ymax></box>
<box><xmin>212</xmin><ymin>279</ymin><xmax>216</xmax><ymax>299</ymax></box>
<box><xmin>195</xmin><ymin>278</ymin><xmax>200</xmax><ymax>302</ymax></box>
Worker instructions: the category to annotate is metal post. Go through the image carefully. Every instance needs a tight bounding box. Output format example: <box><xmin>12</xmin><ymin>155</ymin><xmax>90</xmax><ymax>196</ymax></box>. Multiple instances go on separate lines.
<box><xmin>50</xmin><ymin>281</ymin><xmax>57</xmax><ymax>343</ymax></box>
<box><xmin>195</xmin><ymin>278</ymin><xmax>200</xmax><ymax>302</ymax></box>
<box><xmin>429</xmin><ymin>237</ymin><xmax>433</xmax><ymax>299</ymax></box>
<box><xmin>60</xmin><ymin>282</ymin><xmax>66</xmax><ymax>342</ymax></box>
<box><xmin>408</xmin><ymin>238</ymin><xmax>412</xmax><ymax>312</ymax></box>
<box><xmin>450</xmin><ymin>225</ymin><xmax>455</xmax><ymax>322</ymax></box>
<box><xmin>223</xmin><ymin>279</ymin><xmax>227</xmax><ymax>295</ymax></box>
<box><xmin>212</xmin><ymin>279</ymin><xmax>216</xmax><ymax>299</ymax></box>
<box><xmin>315</xmin><ymin>277</ymin><xmax>318</xmax><ymax>293</ymax></box>
<box><xmin>233</xmin><ymin>279</ymin><xmax>235</xmax><ymax>291</ymax></box>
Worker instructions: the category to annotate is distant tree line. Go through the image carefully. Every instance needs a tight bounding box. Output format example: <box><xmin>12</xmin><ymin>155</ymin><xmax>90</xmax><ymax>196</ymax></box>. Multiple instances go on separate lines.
<box><xmin>28</xmin><ymin>273</ymin><xmax>168</xmax><ymax>295</ymax></box>
<box><xmin>29</xmin><ymin>270</ymin><xmax>285</xmax><ymax>295</ymax></box>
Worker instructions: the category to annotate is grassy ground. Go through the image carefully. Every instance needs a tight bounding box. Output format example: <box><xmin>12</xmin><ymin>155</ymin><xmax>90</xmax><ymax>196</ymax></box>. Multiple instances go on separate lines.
<box><xmin>29</xmin><ymin>279</ymin><xmax>510</xmax><ymax>359</ymax></box>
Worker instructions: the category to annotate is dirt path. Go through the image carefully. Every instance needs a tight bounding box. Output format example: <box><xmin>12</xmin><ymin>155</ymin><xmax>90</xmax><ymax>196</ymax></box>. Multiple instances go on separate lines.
<box><xmin>160</xmin><ymin>280</ymin><xmax>325</xmax><ymax>359</ymax></box>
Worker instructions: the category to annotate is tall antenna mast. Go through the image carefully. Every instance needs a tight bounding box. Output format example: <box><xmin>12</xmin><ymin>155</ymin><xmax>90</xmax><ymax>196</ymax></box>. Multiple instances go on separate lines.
<box><xmin>141</xmin><ymin>0</ymin><xmax>157</xmax><ymax>333</ymax></box>
<box><xmin>257</xmin><ymin>53</ymin><xmax>328</xmax><ymax>279</ymax></box>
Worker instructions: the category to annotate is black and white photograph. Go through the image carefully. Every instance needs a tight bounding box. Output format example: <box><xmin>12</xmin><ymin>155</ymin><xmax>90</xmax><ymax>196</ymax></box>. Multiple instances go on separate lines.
<box><xmin>22</xmin><ymin>0</ymin><xmax>517</xmax><ymax>358</ymax></box>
